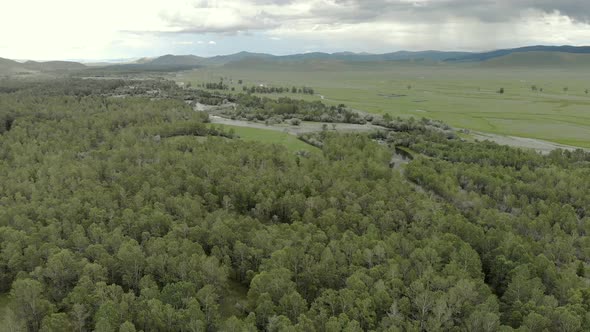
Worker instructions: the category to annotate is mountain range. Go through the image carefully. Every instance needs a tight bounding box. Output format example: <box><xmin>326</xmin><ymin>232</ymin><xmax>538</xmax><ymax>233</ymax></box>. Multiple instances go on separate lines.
<box><xmin>2</xmin><ymin>45</ymin><xmax>590</xmax><ymax>75</ymax></box>
<box><xmin>96</xmin><ymin>45</ymin><xmax>590</xmax><ymax>70</ymax></box>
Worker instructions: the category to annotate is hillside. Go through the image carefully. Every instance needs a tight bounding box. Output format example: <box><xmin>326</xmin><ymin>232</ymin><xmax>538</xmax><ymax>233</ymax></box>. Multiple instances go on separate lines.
<box><xmin>23</xmin><ymin>60</ymin><xmax>86</xmax><ymax>71</ymax></box>
<box><xmin>41</xmin><ymin>45</ymin><xmax>590</xmax><ymax>73</ymax></box>
<box><xmin>481</xmin><ymin>51</ymin><xmax>590</xmax><ymax>67</ymax></box>
<box><xmin>204</xmin><ymin>51</ymin><xmax>276</xmax><ymax>65</ymax></box>
<box><xmin>95</xmin><ymin>54</ymin><xmax>207</xmax><ymax>72</ymax></box>
<box><xmin>449</xmin><ymin>45</ymin><xmax>590</xmax><ymax>62</ymax></box>
<box><xmin>275</xmin><ymin>50</ymin><xmax>472</xmax><ymax>62</ymax></box>
<box><xmin>6</xmin><ymin>45</ymin><xmax>590</xmax><ymax>74</ymax></box>
<box><xmin>217</xmin><ymin>47</ymin><xmax>590</xmax><ymax>68</ymax></box>
<box><xmin>0</xmin><ymin>57</ymin><xmax>86</xmax><ymax>75</ymax></box>
<box><xmin>125</xmin><ymin>50</ymin><xmax>473</xmax><ymax>70</ymax></box>
<box><xmin>147</xmin><ymin>54</ymin><xmax>205</xmax><ymax>67</ymax></box>
<box><xmin>0</xmin><ymin>57</ymin><xmax>29</xmax><ymax>74</ymax></box>
<box><xmin>137</xmin><ymin>46</ymin><xmax>590</xmax><ymax>69</ymax></box>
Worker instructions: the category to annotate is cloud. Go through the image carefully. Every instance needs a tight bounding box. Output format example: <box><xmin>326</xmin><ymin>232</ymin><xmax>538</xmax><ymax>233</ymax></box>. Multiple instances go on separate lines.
<box><xmin>311</xmin><ymin>1</ymin><xmax>590</xmax><ymax>24</ymax></box>
<box><xmin>153</xmin><ymin>0</ymin><xmax>590</xmax><ymax>35</ymax></box>
<box><xmin>524</xmin><ymin>1</ymin><xmax>590</xmax><ymax>23</ymax></box>
<box><xmin>109</xmin><ymin>0</ymin><xmax>589</xmax><ymax>54</ymax></box>
<box><xmin>3</xmin><ymin>0</ymin><xmax>590</xmax><ymax>59</ymax></box>
<box><xmin>156</xmin><ymin>2</ymin><xmax>281</xmax><ymax>34</ymax></box>
<box><xmin>127</xmin><ymin>0</ymin><xmax>587</xmax><ymax>52</ymax></box>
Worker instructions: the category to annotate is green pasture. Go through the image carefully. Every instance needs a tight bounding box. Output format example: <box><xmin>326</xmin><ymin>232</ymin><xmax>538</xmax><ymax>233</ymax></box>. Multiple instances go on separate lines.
<box><xmin>217</xmin><ymin>124</ymin><xmax>319</xmax><ymax>153</ymax></box>
<box><xmin>175</xmin><ymin>61</ymin><xmax>590</xmax><ymax>147</ymax></box>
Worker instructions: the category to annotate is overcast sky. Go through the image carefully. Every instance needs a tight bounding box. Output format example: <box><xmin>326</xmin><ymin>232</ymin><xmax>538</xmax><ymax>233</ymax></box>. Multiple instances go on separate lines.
<box><xmin>2</xmin><ymin>0</ymin><xmax>590</xmax><ymax>60</ymax></box>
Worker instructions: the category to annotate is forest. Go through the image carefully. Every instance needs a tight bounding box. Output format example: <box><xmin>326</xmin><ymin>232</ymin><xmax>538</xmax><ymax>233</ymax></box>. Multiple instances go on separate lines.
<box><xmin>0</xmin><ymin>78</ymin><xmax>589</xmax><ymax>332</ymax></box>
<box><xmin>220</xmin><ymin>94</ymin><xmax>368</xmax><ymax>125</ymax></box>
<box><xmin>185</xmin><ymin>83</ymin><xmax>361</xmax><ymax>125</ymax></box>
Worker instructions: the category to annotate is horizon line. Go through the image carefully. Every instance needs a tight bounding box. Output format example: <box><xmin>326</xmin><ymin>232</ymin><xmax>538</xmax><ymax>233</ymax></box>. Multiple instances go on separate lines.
<box><xmin>4</xmin><ymin>44</ymin><xmax>590</xmax><ymax>63</ymax></box>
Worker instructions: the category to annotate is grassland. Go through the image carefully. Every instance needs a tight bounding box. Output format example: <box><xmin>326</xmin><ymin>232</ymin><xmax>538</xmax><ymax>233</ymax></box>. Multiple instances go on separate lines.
<box><xmin>175</xmin><ymin>60</ymin><xmax>590</xmax><ymax>148</ymax></box>
<box><xmin>216</xmin><ymin>124</ymin><xmax>320</xmax><ymax>152</ymax></box>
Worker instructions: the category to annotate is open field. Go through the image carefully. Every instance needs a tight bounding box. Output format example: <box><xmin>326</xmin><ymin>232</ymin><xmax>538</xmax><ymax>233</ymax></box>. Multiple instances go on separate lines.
<box><xmin>215</xmin><ymin>123</ymin><xmax>320</xmax><ymax>152</ymax></box>
<box><xmin>175</xmin><ymin>61</ymin><xmax>590</xmax><ymax>148</ymax></box>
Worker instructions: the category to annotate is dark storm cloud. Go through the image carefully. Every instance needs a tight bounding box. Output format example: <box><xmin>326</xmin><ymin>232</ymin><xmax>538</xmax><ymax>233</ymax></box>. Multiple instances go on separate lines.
<box><xmin>154</xmin><ymin>0</ymin><xmax>590</xmax><ymax>35</ymax></box>
<box><xmin>309</xmin><ymin>0</ymin><xmax>590</xmax><ymax>24</ymax></box>
<box><xmin>531</xmin><ymin>0</ymin><xmax>590</xmax><ymax>22</ymax></box>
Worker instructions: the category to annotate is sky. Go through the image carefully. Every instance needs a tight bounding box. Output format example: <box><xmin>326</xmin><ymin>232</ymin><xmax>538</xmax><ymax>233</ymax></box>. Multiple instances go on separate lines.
<box><xmin>2</xmin><ymin>0</ymin><xmax>590</xmax><ymax>61</ymax></box>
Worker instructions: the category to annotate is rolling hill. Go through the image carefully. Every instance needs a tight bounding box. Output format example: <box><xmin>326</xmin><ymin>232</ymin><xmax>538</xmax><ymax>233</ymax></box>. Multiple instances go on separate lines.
<box><xmin>0</xmin><ymin>57</ymin><xmax>27</xmax><ymax>74</ymax></box>
<box><xmin>204</xmin><ymin>51</ymin><xmax>276</xmax><ymax>65</ymax></box>
<box><xmin>23</xmin><ymin>60</ymin><xmax>86</xmax><ymax>71</ymax></box>
<box><xmin>481</xmin><ymin>51</ymin><xmax>590</xmax><ymax>67</ymax></box>
<box><xmin>0</xmin><ymin>57</ymin><xmax>86</xmax><ymax>75</ymax></box>
<box><xmin>146</xmin><ymin>54</ymin><xmax>206</xmax><ymax>67</ymax></box>
<box><xmin>448</xmin><ymin>45</ymin><xmax>590</xmax><ymax>62</ymax></box>
<box><xmin>119</xmin><ymin>50</ymin><xmax>473</xmax><ymax>70</ymax></box>
<box><xmin>129</xmin><ymin>51</ymin><xmax>472</xmax><ymax>69</ymax></box>
<box><xmin>274</xmin><ymin>51</ymin><xmax>472</xmax><ymax>62</ymax></box>
<box><xmin>4</xmin><ymin>45</ymin><xmax>590</xmax><ymax>75</ymax></box>
<box><xmin>96</xmin><ymin>54</ymin><xmax>208</xmax><ymax>72</ymax></box>
<box><xmin>142</xmin><ymin>47</ymin><xmax>590</xmax><ymax>68</ymax></box>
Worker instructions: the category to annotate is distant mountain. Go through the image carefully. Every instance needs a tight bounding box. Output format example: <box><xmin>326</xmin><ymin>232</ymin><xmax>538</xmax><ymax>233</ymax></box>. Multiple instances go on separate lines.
<box><xmin>270</xmin><ymin>51</ymin><xmax>472</xmax><ymax>63</ymax></box>
<box><xmin>0</xmin><ymin>57</ymin><xmax>86</xmax><ymax>75</ymax></box>
<box><xmin>448</xmin><ymin>45</ymin><xmax>590</xmax><ymax>62</ymax></box>
<box><xmin>23</xmin><ymin>60</ymin><xmax>86</xmax><ymax>71</ymax></box>
<box><xmin>79</xmin><ymin>57</ymin><xmax>154</xmax><ymax>67</ymax></box>
<box><xmin>4</xmin><ymin>45</ymin><xmax>590</xmax><ymax>75</ymax></box>
<box><xmin>112</xmin><ymin>46</ymin><xmax>590</xmax><ymax>69</ymax></box>
<box><xmin>134</xmin><ymin>57</ymin><xmax>155</xmax><ymax>64</ymax></box>
<box><xmin>95</xmin><ymin>54</ymin><xmax>207</xmax><ymax>72</ymax></box>
<box><xmin>147</xmin><ymin>54</ymin><xmax>206</xmax><ymax>67</ymax></box>
<box><xmin>204</xmin><ymin>51</ymin><xmax>275</xmax><ymax>65</ymax></box>
<box><xmin>96</xmin><ymin>47</ymin><xmax>590</xmax><ymax>71</ymax></box>
<box><xmin>481</xmin><ymin>51</ymin><xmax>590</xmax><ymax>67</ymax></box>
<box><xmin>0</xmin><ymin>57</ymin><xmax>26</xmax><ymax>74</ymax></box>
<box><xmin>129</xmin><ymin>50</ymin><xmax>474</xmax><ymax>69</ymax></box>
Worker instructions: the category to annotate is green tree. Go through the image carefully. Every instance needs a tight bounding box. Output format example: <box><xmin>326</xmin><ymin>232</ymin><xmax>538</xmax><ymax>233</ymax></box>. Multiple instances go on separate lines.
<box><xmin>11</xmin><ymin>278</ymin><xmax>55</xmax><ymax>332</ymax></box>
<box><xmin>116</xmin><ymin>240</ymin><xmax>145</xmax><ymax>290</ymax></box>
<box><xmin>119</xmin><ymin>321</ymin><xmax>137</xmax><ymax>332</ymax></box>
<box><xmin>197</xmin><ymin>285</ymin><xmax>220</xmax><ymax>330</ymax></box>
<box><xmin>40</xmin><ymin>313</ymin><xmax>73</xmax><ymax>332</ymax></box>
<box><xmin>70</xmin><ymin>303</ymin><xmax>90</xmax><ymax>332</ymax></box>
<box><xmin>43</xmin><ymin>249</ymin><xmax>82</xmax><ymax>302</ymax></box>
<box><xmin>248</xmin><ymin>268</ymin><xmax>296</xmax><ymax>304</ymax></box>
<box><xmin>279</xmin><ymin>291</ymin><xmax>308</xmax><ymax>322</ymax></box>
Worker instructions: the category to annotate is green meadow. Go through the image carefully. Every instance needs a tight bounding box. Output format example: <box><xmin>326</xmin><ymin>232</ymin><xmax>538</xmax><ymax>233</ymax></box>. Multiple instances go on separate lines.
<box><xmin>176</xmin><ymin>61</ymin><xmax>590</xmax><ymax>147</ymax></box>
<box><xmin>217</xmin><ymin>124</ymin><xmax>320</xmax><ymax>152</ymax></box>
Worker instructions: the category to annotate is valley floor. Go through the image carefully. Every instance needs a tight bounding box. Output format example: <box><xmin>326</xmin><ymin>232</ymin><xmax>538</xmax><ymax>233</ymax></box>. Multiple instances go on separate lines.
<box><xmin>177</xmin><ymin>63</ymin><xmax>590</xmax><ymax>149</ymax></box>
<box><xmin>208</xmin><ymin>115</ymin><xmax>382</xmax><ymax>135</ymax></box>
<box><xmin>208</xmin><ymin>112</ymin><xmax>586</xmax><ymax>155</ymax></box>
<box><xmin>471</xmin><ymin>131</ymin><xmax>586</xmax><ymax>154</ymax></box>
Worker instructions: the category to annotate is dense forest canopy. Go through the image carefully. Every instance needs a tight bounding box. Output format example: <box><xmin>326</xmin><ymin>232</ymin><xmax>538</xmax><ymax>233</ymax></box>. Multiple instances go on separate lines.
<box><xmin>0</xmin><ymin>78</ymin><xmax>588</xmax><ymax>331</ymax></box>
